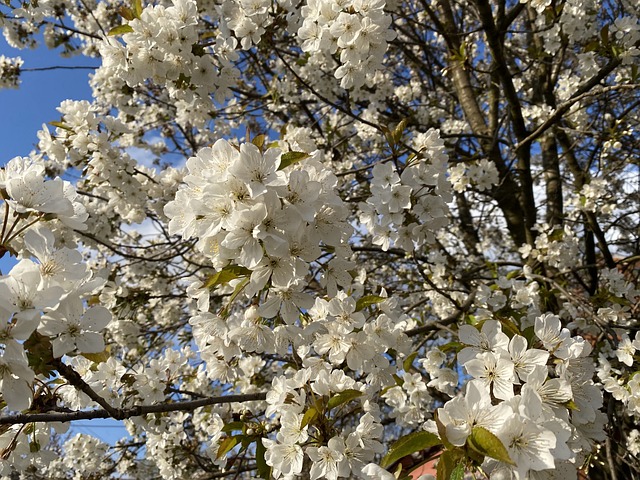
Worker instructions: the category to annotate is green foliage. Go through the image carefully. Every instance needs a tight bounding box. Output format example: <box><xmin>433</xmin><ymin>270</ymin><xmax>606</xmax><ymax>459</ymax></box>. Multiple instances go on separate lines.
<box><xmin>279</xmin><ymin>151</ymin><xmax>310</xmax><ymax>170</ymax></box>
<box><xmin>380</xmin><ymin>431</ymin><xmax>442</xmax><ymax>468</ymax></box>
<box><xmin>327</xmin><ymin>389</ymin><xmax>363</xmax><ymax>411</ymax></box>
<box><xmin>467</xmin><ymin>427</ymin><xmax>515</xmax><ymax>466</ymax></box>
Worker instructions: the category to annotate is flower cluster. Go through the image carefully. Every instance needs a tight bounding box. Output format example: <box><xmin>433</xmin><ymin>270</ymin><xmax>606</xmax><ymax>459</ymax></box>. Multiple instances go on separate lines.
<box><xmin>436</xmin><ymin>316</ymin><xmax>606</xmax><ymax>479</ymax></box>
<box><xmin>599</xmin><ymin>331</ymin><xmax>640</xmax><ymax>416</ymax></box>
<box><xmin>165</xmin><ymin>138</ymin><xmax>353</xmax><ymax>300</ymax></box>
<box><xmin>297</xmin><ymin>0</ymin><xmax>396</xmax><ymax>89</ymax></box>
<box><xmin>263</xmin><ymin>365</ymin><xmax>385</xmax><ymax>480</ymax></box>
<box><xmin>0</xmin><ymin>156</ymin><xmax>88</xmax><ymax>230</ymax></box>
<box><xmin>611</xmin><ymin>16</ymin><xmax>640</xmax><ymax>64</ymax></box>
<box><xmin>448</xmin><ymin>158</ymin><xmax>500</xmax><ymax>193</ymax></box>
<box><xmin>0</xmin><ymin>55</ymin><xmax>22</xmax><ymax>89</ymax></box>
<box><xmin>0</xmin><ymin>158</ymin><xmax>115</xmax><ymax>439</ymax></box>
<box><xmin>99</xmin><ymin>0</ymin><xmax>239</xmax><ymax>121</ymax></box>
<box><xmin>519</xmin><ymin>225</ymin><xmax>581</xmax><ymax>271</ymax></box>
<box><xmin>359</xmin><ymin>128</ymin><xmax>452</xmax><ymax>251</ymax></box>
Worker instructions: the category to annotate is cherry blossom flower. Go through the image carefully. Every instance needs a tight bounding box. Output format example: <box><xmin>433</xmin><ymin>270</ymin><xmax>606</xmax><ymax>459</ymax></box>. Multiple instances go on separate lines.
<box><xmin>465</xmin><ymin>352</ymin><xmax>516</xmax><ymax>400</ymax></box>
<box><xmin>39</xmin><ymin>295</ymin><xmax>112</xmax><ymax>358</ymax></box>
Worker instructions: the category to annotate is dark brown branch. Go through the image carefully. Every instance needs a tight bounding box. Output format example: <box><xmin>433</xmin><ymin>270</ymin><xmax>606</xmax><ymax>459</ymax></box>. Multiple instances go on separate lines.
<box><xmin>53</xmin><ymin>359</ymin><xmax>119</xmax><ymax>418</ymax></box>
<box><xmin>22</xmin><ymin>65</ymin><xmax>99</xmax><ymax>72</ymax></box>
<box><xmin>516</xmin><ymin>64</ymin><xmax>627</xmax><ymax>151</ymax></box>
<box><xmin>475</xmin><ymin>0</ymin><xmax>537</xmax><ymax>246</ymax></box>
<box><xmin>0</xmin><ymin>393</ymin><xmax>267</xmax><ymax>425</ymax></box>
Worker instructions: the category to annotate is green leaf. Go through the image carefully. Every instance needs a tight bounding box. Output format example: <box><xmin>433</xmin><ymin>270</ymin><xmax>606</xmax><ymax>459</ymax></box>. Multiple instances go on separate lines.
<box><xmin>496</xmin><ymin>317</ymin><xmax>521</xmax><ymax>338</ymax></box>
<box><xmin>449</xmin><ymin>462</ymin><xmax>465</xmax><ymax>480</ymax></box>
<box><xmin>436</xmin><ymin>450</ymin><xmax>460</xmax><ymax>480</ymax></box>
<box><xmin>468</xmin><ymin>427</ymin><xmax>515</xmax><ymax>466</ymax></box>
<box><xmin>600</xmin><ymin>25</ymin><xmax>609</xmax><ymax>46</ymax></box>
<box><xmin>438</xmin><ymin>341</ymin><xmax>463</xmax><ymax>354</ymax></box>
<box><xmin>252</xmin><ymin>134</ymin><xmax>266</xmax><ymax>149</ymax></box>
<box><xmin>327</xmin><ymin>389</ymin><xmax>363</xmax><ymax>411</ymax></box>
<box><xmin>216</xmin><ymin>435</ymin><xmax>241</xmax><ymax>459</ymax></box>
<box><xmin>133</xmin><ymin>0</ymin><xmax>143</xmax><ymax>18</ymax></box>
<box><xmin>255</xmin><ymin>438</ymin><xmax>271</xmax><ymax>479</ymax></box>
<box><xmin>301</xmin><ymin>406</ymin><xmax>318</xmax><ymax>428</ymax></box>
<box><xmin>392</xmin><ymin>118</ymin><xmax>408</xmax><ymax>145</ymax></box>
<box><xmin>204</xmin><ymin>265</ymin><xmax>251</xmax><ymax>289</ymax></box>
<box><xmin>219</xmin><ymin>277</ymin><xmax>250</xmax><ymax>317</ymax></box>
<box><xmin>81</xmin><ymin>346</ymin><xmax>110</xmax><ymax>364</ymax></box>
<box><xmin>118</xmin><ymin>5</ymin><xmax>135</xmax><ymax>20</ymax></box>
<box><xmin>403</xmin><ymin>352</ymin><xmax>418</xmax><ymax>372</ymax></box>
<box><xmin>240</xmin><ymin>436</ymin><xmax>253</xmax><ymax>451</ymax></box>
<box><xmin>380</xmin><ymin>124</ymin><xmax>394</xmax><ymax>148</ymax></box>
<box><xmin>25</xmin><ymin>332</ymin><xmax>55</xmax><ymax>378</ymax></box>
<box><xmin>522</xmin><ymin>326</ymin><xmax>536</xmax><ymax>346</ymax></box>
<box><xmin>108</xmin><ymin>24</ymin><xmax>134</xmax><ymax>36</ymax></box>
<box><xmin>380</xmin><ymin>431</ymin><xmax>442</xmax><ymax>468</ymax></box>
<box><xmin>222</xmin><ymin>421</ymin><xmax>245</xmax><ymax>434</ymax></box>
<box><xmin>564</xmin><ymin>399</ymin><xmax>580</xmax><ymax>411</ymax></box>
<box><xmin>355</xmin><ymin>295</ymin><xmax>385</xmax><ymax>312</ymax></box>
<box><xmin>49</xmin><ymin>121</ymin><xmax>73</xmax><ymax>131</ymax></box>
<box><xmin>279</xmin><ymin>151</ymin><xmax>310</xmax><ymax>170</ymax></box>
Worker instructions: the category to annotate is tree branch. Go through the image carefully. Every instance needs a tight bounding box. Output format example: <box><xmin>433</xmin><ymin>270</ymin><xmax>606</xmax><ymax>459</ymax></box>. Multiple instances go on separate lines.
<box><xmin>53</xmin><ymin>359</ymin><xmax>120</xmax><ymax>419</ymax></box>
<box><xmin>405</xmin><ymin>290</ymin><xmax>476</xmax><ymax>337</ymax></box>
<box><xmin>0</xmin><ymin>393</ymin><xmax>267</xmax><ymax>425</ymax></box>
<box><xmin>515</xmin><ymin>65</ymin><xmax>628</xmax><ymax>151</ymax></box>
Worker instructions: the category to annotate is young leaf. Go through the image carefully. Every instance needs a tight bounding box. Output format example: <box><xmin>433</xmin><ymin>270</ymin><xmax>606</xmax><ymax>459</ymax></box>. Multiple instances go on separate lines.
<box><xmin>436</xmin><ymin>450</ymin><xmax>457</xmax><ymax>480</ymax></box>
<box><xmin>301</xmin><ymin>406</ymin><xmax>318</xmax><ymax>428</ymax></box>
<box><xmin>24</xmin><ymin>332</ymin><xmax>55</xmax><ymax>378</ymax></box>
<box><xmin>252</xmin><ymin>134</ymin><xmax>266</xmax><ymax>149</ymax></box>
<box><xmin>468</xmin><ymin>427</ymin><xmax>515</xmax><ymax>466</ymax></box>
<box><xmin>392</xmin><ymin>118</ymin><xmax>408</xmax><ymax>145</ymax></box>
<box><xmin>380</xmin><ymin>431</ymin><xmax>442</xmax><ymax>468</ymax></box>
<box><xmin>118</xmin><ymin>5</ymin><xmax>135</xmax><ymax>20</ymax></box>
<box><xmin>496</xmin><ymin>317</ymin><xmax>521</xmax><ymax>338</ymax></box>
<box><xmin>217</xmin><ymin>435</ymin><xmax>242</xmax><ymax>460</ymax></box>
<box><xmin>133</xmin><ymin>0</ymin><xmax>143</xmax><ymax>18</ymax></box>
<box><xmin>438</xmin><ymin>342</ymin><xmax>463</xmax><ymax>354</ymax></box>
<box><xmin>108</xmin><ymin>24</ymin><xmax>134</xmax><ymax>36</ymax></box>
<box><xmin>81</xmin><ymin>346</ymin><xmax>110</xmax><ymax>364</ymax></box>
<box><xmin>204</xmin><ymin>265</ymin><xmax>251</xmax><ymax>289</ymax></box>
<box><xmin>49</xmin><ymin>121</ymin><xmax>73</xmax><ymax>131</ymax></box>
<box><xmin>255</xmin><ymin>439</ymin><xmax>272</xmax><ymax>479</ymax></box>
<box><xmin>219</xmin><ymin>277</ymin><xmax>250</xmax><ymax>317</ymax></box>
<box><xmin>355</xmin><ymin>295</ymin><xmax>385</xmax><ymax>311</ymax></box>
<box><xmin>221</xmin><ymin>421</ymin><xmax>245</xmax><ymax>434</ymax></box>
<box><xmin>327</xmin><ymin>389</ymin><xmax>363</xmax><ymax>411</ymax></box>
<box><xmin>380</xmin><ymin>124</ymin><xmax>394</xmax><ymax>148</ymax></box>
<box><xmin>279</xmin><ymin>151</ymin><xmax>310</xmax><ymax>170</ymax></box>
<box><xmin>449</xmin><ymin>462</ymin><xmax>465</xmax><ymax>480</ymax></box>
<box><xmin>403</xmin><ymin>352</ymin><xmax>418</xmax><ymax>372</ymax></box>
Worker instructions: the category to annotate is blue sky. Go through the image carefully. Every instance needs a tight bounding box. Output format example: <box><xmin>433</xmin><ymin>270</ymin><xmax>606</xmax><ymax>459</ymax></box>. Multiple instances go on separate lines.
<box><xmin>1</xmin><ymin>36</ymin><xmax>129</xmax><ymax>445</ymax></box>
<box><xmin>0</xmin><ymin>37</ymin><xmax>98</xmax><ymax>159</ymax></box>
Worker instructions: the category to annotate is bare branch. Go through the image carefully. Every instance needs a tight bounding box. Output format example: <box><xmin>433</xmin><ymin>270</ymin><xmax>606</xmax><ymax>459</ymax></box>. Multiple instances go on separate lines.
<box><xmin>516</xmin><ymin>66</ymin><xmax>630</xmax><ymax>151</ymax></box>
<box><xmin>406</xmin><ymin>290</ymin><xmax>476</xmax><ymax>337</ymax></box>
<box><xmin>0</xmin><ymin>392</ymin><xmax>267</xmax><ymax>425</ymax></box>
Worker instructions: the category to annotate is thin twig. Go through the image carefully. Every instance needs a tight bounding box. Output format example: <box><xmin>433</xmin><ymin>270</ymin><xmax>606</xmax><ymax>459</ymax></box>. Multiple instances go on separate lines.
<box><xmin>406</xmin><ymin>290</ymin><xmax>476</xmax><ymax>337</ymax></box>
<box><xmin>22</xmin><ymin>66</ymin><xmax>98</xmax><ymax>72</ymax></box>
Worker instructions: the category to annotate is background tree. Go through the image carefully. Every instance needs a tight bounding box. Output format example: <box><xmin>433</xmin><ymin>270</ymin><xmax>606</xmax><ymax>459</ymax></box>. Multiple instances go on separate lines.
<box><xmin>0</xmin><ymin>0</ymin><xmax>639</xmax><ymax>479</ymax></box>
